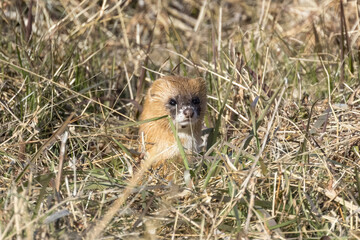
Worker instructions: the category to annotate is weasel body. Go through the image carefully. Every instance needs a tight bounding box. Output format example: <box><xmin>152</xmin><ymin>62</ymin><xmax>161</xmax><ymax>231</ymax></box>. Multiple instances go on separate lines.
<box><xmin>139</xmin><ymin>76</ymin><xmax>207</xmax><ymax>166</ymax></box>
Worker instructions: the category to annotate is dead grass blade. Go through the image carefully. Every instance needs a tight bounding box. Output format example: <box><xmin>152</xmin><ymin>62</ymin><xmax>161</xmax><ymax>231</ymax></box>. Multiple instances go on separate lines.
<box><xmin>15</xmin><ymin>112</ymin><xmax>75</xmax><ymax>183</ymax></box>
<box><xmin>83</xmin><ymin>154</ymin><xmax>157</xmax><ymax>240</ymax></box>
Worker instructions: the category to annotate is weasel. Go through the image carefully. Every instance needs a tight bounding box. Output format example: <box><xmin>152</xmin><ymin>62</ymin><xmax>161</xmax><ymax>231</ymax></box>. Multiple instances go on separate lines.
<box><xmin>139</xmin><ymin>76</ymin><xmax>207</xmax><ymax>169</ymax></box>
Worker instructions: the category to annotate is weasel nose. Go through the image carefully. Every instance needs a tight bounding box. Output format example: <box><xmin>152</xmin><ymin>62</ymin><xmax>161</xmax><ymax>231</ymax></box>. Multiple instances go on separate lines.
<box><xmin>184</xmin><ymin>108</ymin><xmax>194</xmax><ymax>118</ymax></box>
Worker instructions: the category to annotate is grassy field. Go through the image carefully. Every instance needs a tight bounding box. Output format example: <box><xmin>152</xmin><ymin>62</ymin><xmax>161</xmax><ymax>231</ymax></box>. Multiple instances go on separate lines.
<box><xmin>1</xmin><ymin>0</ymin><xmax>360</xmax><ymax>239</ymax></box>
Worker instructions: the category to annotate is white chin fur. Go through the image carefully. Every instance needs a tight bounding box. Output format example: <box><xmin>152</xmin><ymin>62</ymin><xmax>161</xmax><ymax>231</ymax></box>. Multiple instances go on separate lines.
<box><xmin>175</xmin><ymin>118</ymin><xmax>197</xmax><ymax>127</ymax></box>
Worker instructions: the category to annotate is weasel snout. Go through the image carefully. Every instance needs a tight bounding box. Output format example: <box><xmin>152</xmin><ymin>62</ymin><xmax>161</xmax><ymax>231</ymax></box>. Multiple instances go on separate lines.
<box><xmin>175</xmin><ymin>106</ymin><xmax>199</xmax><ymax>128</ymax></box>
<box><xmin>183</xmin><ymin>108</ymin><xmax>194</xmax><ymax>118</ymax></box>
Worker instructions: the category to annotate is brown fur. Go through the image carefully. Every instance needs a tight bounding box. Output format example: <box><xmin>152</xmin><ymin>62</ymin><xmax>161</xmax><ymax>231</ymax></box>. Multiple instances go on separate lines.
<box><xmin>139</xmin><ymin>76</ymin><xmax>207</xmax><ymax>169</ymax></box>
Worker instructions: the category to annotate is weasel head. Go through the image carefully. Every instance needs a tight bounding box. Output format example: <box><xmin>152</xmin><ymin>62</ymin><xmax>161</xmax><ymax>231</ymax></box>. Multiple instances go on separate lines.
<box><xmin>146</xmin><ymin>76</ymin><xmax>207</xmax><ymax>129</ymax></box>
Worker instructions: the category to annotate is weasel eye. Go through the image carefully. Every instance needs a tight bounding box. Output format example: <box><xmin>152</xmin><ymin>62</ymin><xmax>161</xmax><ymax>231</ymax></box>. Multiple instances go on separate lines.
<box><xmin>192</xmin><ymin>97</ymin><xmax>200</xmax><ymax>105</ymax></box>
<box><xmin>169</xmin><ymin>98</ymin><xmax>177</xmax><ymax>106</ymax></box>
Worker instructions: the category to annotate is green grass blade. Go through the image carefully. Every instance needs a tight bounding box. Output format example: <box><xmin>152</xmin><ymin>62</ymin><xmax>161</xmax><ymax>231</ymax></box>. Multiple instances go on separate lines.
<box><xmin>167</xmin><ymin>116</ymin><xmax>189</xmax><ymax>170</ymax></box>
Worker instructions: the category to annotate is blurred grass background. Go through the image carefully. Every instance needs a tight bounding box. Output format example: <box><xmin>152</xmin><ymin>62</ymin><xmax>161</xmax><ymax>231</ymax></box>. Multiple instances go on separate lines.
<box><xmin>1</xmin><ymin>0</ymin><xmax>360</xmax><ymax>239</ymax></box>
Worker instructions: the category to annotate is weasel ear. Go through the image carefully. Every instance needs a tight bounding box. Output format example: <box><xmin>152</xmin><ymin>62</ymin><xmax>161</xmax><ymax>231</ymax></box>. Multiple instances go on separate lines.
<box><xmin>148</xmin><ymin>87</ymin><xmax>160</xmax><ymax>101</ymax></box>
<box><xmin>148</xmin><ymin>79</ymin><xmax>164</xmax><ymax>100</ymax></box>
<box><xmin>189</xmin><ymin>77</ymin><xmax>205</xmax><ymax>86</ymax></box>
<box><xmin>148</xmin><ymin>88</ymin><xmax>156</xmax><ymax>100</ymax></box>
<box><xmin>194</xmin><ymin>77</ymin><xmax>205</xmax><ymax>85</ymax></box>
<box><xmin>189</xmin><ymin>77</ymin><xmax>206</xmax><ymax>93</ymax></box>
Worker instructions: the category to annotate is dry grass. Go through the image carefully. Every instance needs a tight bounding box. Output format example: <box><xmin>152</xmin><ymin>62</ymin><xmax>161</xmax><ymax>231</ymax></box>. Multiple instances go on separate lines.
<box><xmin>1</xmin><ymin>0</ymin><xmax>360</xmax><ymax>239</ymax></box>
